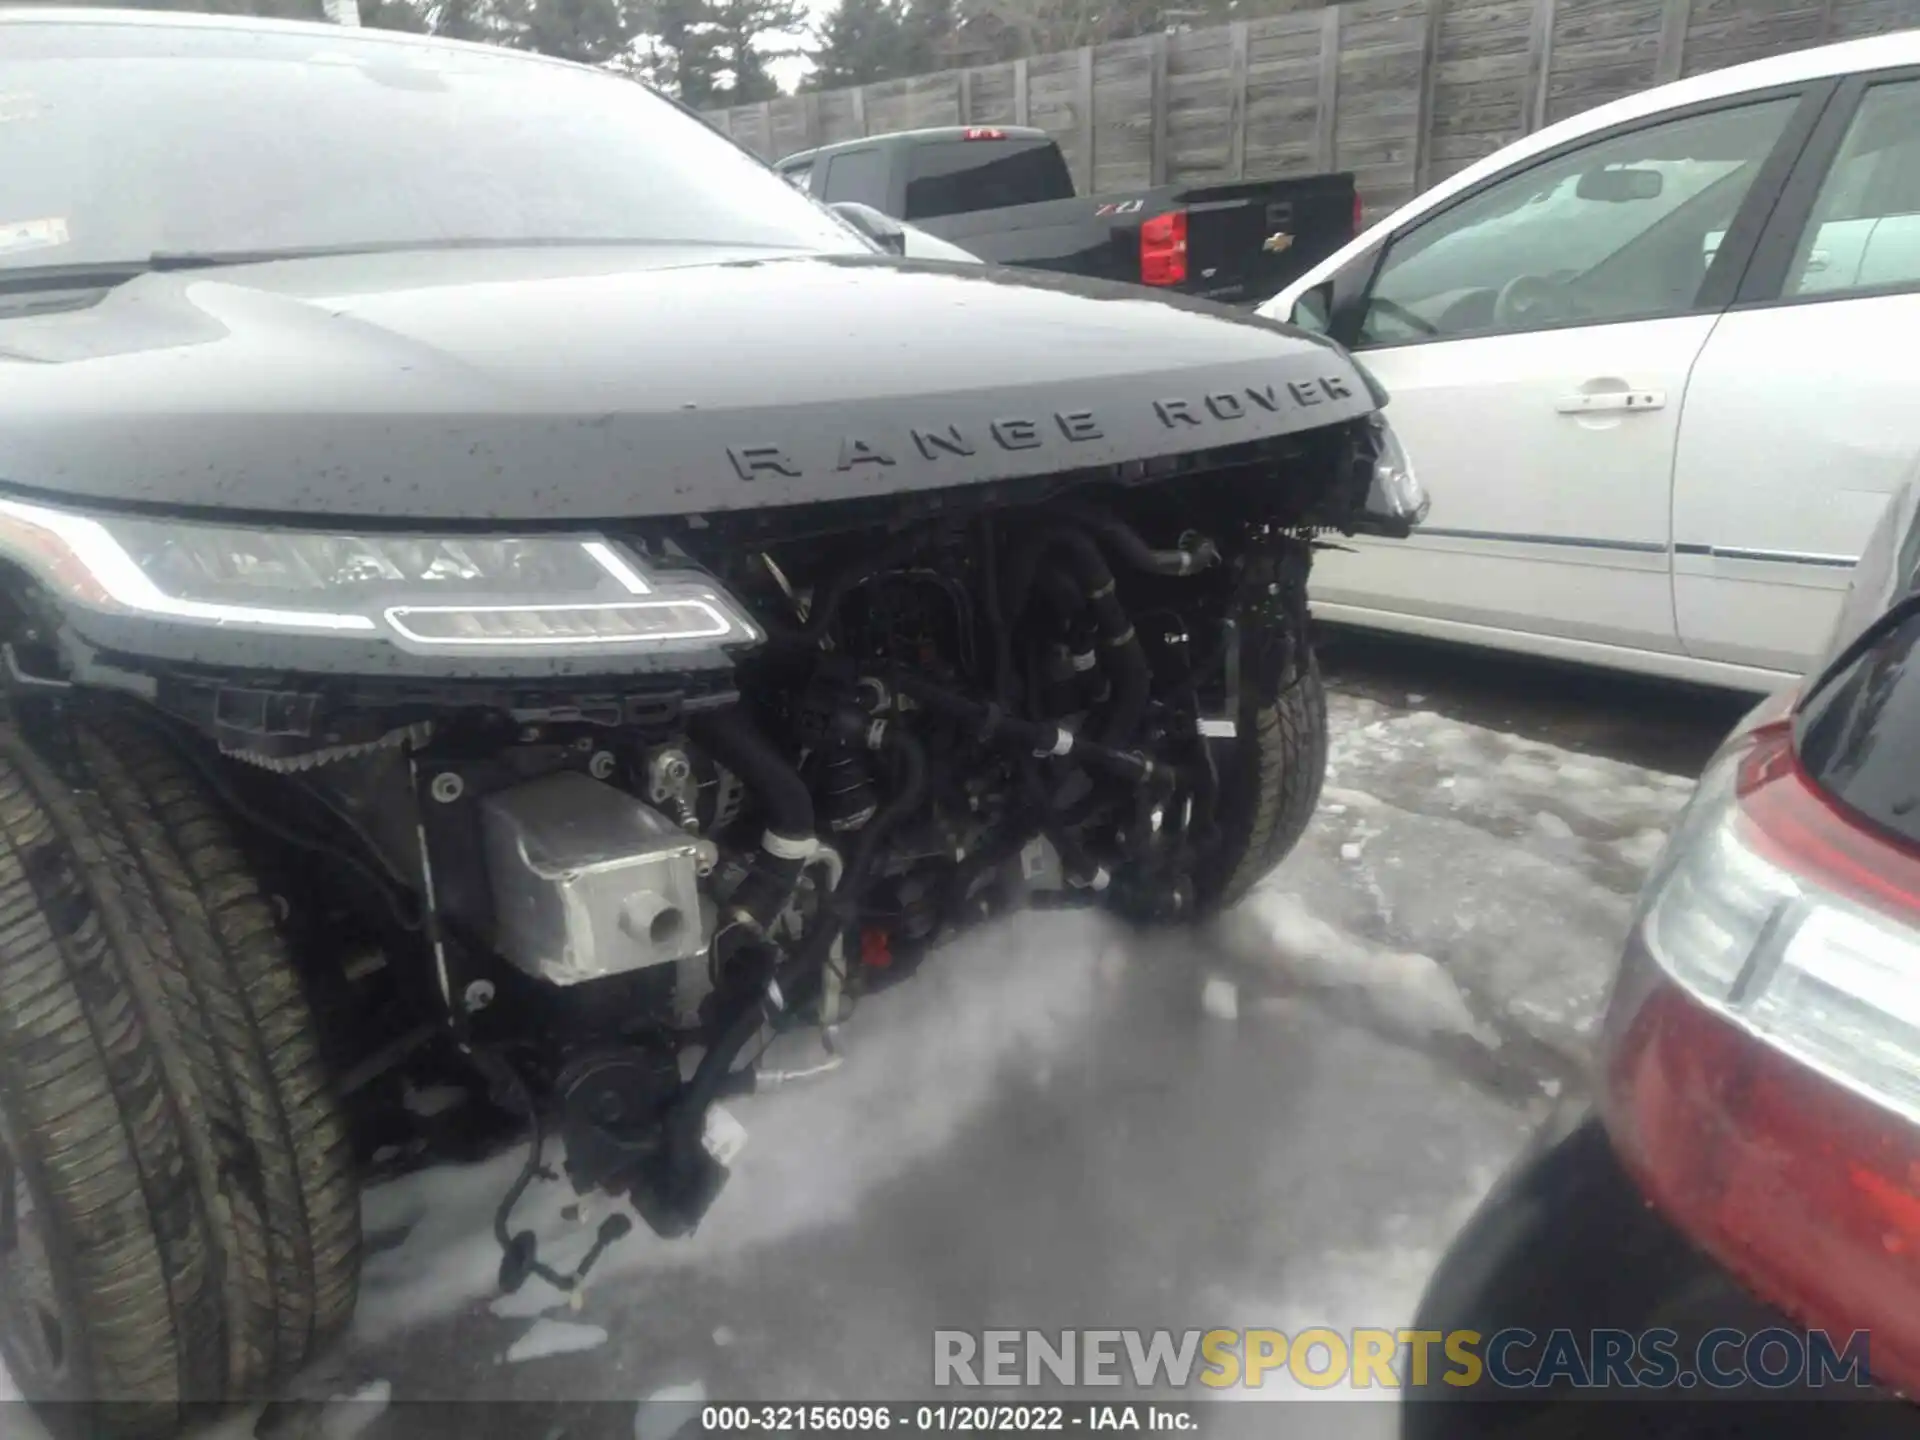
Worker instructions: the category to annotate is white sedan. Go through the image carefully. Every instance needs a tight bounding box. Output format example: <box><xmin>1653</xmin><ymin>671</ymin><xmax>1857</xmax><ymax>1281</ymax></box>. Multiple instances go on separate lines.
<box><xmin>1261</xmin><ymin>30</ymin><xmax>1920</xmax><ymax>694</ymax></box>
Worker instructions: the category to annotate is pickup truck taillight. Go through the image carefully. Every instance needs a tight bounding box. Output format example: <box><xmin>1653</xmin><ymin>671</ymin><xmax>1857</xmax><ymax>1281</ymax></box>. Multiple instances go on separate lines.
<box><xmin>1601</xmin><ymin>713</ymin><xmax>1920</xmax><ymax>1393</ymax></box>
<box><xmin>1140</xmin><ymin>210</ymin><xmax>1187</xmax><ymax>287</ymax></box>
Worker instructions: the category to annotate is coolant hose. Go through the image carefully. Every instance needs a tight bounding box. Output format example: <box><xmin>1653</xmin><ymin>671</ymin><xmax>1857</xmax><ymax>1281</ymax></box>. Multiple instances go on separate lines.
<box><xmin>1050</xmin><ymin>503</ymin><xmax>1220</xmax><ymax>577</ymax></box>
<box><xmin>1003</xmin><ymin>524</ymin><xmax>1152</xmax><ymax>746</ymax></box>
<box><xmin>844</xmin><ymin>725</ymin><xmax>928</xmax><ymax>898</ymax></box>
<box><xmin>803</xmin><ymin>529</ymin><xmax>931</xmax><ymax>643</ymax></box>
<box><xmin>783</xmin><ymin>722</ymin><xmax>930</xmax><ymax>1010</ymax></box>
<box><xmin>664</xmin><ymin>724</ymin><xmax>929</xmax><ymax>1196</ymax></box>
<box><xmin>689</xmin><ymin>705</ymin><xmax>815</xmax><ymax>930</ymax></box>
<box><xmin>883</xmin><ymin>670</ymin><xmax>1159</xmax><ymax>786</ymax></box>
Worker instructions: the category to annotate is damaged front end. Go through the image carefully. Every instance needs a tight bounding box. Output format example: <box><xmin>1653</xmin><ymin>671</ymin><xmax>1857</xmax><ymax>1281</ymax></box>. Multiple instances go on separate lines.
<box><xmin>0</xmin><ymin>396</ymin><xmax>1420</xmax><ymax>1287</ymax></box>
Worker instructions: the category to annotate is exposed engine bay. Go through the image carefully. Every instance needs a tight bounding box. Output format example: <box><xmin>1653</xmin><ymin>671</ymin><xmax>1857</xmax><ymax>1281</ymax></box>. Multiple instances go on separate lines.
<box><xmin>0</xmin><ymin>17</ymin><xmax>1447</xmax><ymax>1417</ymax></box>
<box><xmin>0</xmin><ymin>418</ymin><xmax>1415</xmax><ymax>1298</ymax></box>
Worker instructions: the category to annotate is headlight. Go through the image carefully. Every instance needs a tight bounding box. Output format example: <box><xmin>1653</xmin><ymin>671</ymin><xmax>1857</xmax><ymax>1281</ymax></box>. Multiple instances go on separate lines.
<box><xmin>1353</xmin><ymin>413</ymin><xmax>1429</xmax><ymax>537</ymax></box>
<box><xmin>0</xmin><ymin>497</ymin><xmax>760</xmax><ymax>655</ymax></box>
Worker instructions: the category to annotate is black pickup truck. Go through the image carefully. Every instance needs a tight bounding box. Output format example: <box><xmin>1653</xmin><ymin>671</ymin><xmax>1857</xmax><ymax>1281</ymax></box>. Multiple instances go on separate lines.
<box><xmin>776</xmin><ymin>125</ymin><xmax>1357</xmax><ymax>305</ymax></box>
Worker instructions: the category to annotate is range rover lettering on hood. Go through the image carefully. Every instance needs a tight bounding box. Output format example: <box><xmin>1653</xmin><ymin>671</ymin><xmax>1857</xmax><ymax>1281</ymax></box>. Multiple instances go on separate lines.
<box><xmin>727</xmin><ymin>374</ymin><xmax>1358</xmax><ymax>482</ymax></box>
<box><xmin>0</xmin><ymin>252</ymin><xmax>1379</xmax><ymax>522</ymax></box>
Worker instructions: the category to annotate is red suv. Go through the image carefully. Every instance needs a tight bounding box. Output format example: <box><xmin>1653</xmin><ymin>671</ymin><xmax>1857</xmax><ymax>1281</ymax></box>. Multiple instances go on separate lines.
<box><xmin>1404</xmin><ymin>479</ymin><xmax>1920</xmax><ymax>1438</ymax></box>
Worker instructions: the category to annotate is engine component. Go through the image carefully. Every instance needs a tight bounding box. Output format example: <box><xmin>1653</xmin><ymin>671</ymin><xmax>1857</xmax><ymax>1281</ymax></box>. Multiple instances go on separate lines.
<box><xmin>818</xmin><ymin>744</ymin><xmax>878</xmax><ymax>832</ymax></box>
<box><xmin>481</xmin><ymin>771</ymin><xmax>714</xmax><ymax>986</ymax></box>
<box><xmin>688</xmin><ymin>705</ymin><xmax>819</xmax><ymax>932</ymax></box>
<box><xmin>555</xmin><ymin>1043</ymin><xmax>682</xmax><ymax>1193</ymax></box>
<box><xmin>221</xmin><ymin>719</ymin><xmax>435</xmax><ymax>773</ymax></box>
<box><xmin>645</xmin><ymin>744</ymin><xmax>700</xmax><ymax>830</ymax></box>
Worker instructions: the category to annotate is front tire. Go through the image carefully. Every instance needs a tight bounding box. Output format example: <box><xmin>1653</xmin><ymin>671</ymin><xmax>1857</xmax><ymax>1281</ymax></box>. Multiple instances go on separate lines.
<box><xmin>0</xmin><ymin>713</ymin><xmax>359</xmax><ymax>1436</ymax></box>
<box><xmin>1193</xmin><ymin>650</ymin><xmax>1328</xmax><ymax>913</ymax></box>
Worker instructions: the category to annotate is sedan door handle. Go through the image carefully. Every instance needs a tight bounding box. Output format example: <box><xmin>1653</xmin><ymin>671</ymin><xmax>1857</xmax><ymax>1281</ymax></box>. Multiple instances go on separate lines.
<box><xmin>1555</xmin><ymin>389</ymin><xmax>1665</xmax><ymax>415</ymax></box>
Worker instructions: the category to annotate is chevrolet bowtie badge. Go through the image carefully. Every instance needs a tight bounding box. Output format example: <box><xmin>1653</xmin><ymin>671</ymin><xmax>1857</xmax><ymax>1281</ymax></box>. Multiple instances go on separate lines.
<box><xmin>1262</xmin><ymin>231</ymin><xmax>1295</xmax><ymax>254</ymax></box>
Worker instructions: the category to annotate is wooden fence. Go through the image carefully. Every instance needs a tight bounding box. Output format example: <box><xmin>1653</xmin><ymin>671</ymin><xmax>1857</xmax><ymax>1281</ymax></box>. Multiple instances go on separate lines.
<box><xmin>705</xmin><ymin>0</ymin><xmax>1920</xmax><ymax>224</ymax></box>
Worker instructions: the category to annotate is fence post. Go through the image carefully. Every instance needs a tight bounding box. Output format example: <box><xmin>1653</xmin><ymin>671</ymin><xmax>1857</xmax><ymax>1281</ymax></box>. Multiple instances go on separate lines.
<box><xmin>1414</xmin><ymin>0</ymin><xmax>1444</xmax><ymax>194</ymax></box>
<box><xmin>1078</xmin><ymin>45</ymin><xmax>1096</xmax><ymax>190</ymax></box>
<box><xmin>1313</xmin><ymin>6</ymin><xmax>1341</xmax><ymax>174</ymax></box>
<box><xmin>1654</xmin><ymin>0</ymin><xmax>1692</xmax><ymax>80</ymax></box>
<box><xmin>960</xmin><ymin>68</ymin><xmax>975</xmax><ymax>124</ymax></box>
<box><xmin>1150</xmin><ymin>32</ymin><xmax>1170</xmax><ymax>186</ymax></box>
<box><xmin>802</xmin><ymin>91</ymin><xmax>821</xmax><ymax>149</ymax></box>
<box><xmin>851</xmin><ymin>85</ymin><xmax>868</xmax><ymax>135</ymax></box>
<box><xmin>1228</xmin><ymin>21</ymin><xmax>1249</xmax><ymax>180</ymax></box>
<box><xmin>1524</xmin><ymin>0</ymin><xmax>1557</xmax><ymax>133</ymax></box>
<box><xmin>1014</xmin><ymin>57</ymin><xmax>1030</xmax><ymax>125</ymax></box>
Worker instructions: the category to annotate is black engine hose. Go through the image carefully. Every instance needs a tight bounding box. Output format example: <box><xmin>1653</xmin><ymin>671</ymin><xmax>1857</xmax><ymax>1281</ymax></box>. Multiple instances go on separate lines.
<box><xmin>662</xmin><ymin>990</ymin><xmax>767</xmax><ymax>1199</ymax></box>
<box><xmin>980</xmin><ymin>517</ymin><xmax>1018</xmax><ymax>710</ymax></box>
<box><xmin>663</xmin><ymin>725</ymin><xmax>929</xmax><ymax>1197</ymax></box>
<box><xmin>803</xmin><ymin>529</ymin><xmax>934</xmax><ymax>644</ymax></box>
<box><xmin>883</xmin><ymin>668</ymin><xmax>1162</xmax><ymax>787</ymax></box>
<box><xmin>848</xmin><ymin>725</ymin><xmax>928</xmax><ymax>890</ymax></box>
<box><xmin>786</xmin><ymin>722</ymin><xmax>929</xmax><ymax>1011</ymax></box>
<box><xmin>1050</xmin><ymin>502</ymin><xmax>1221</xmax><ymax>577</ymax></box>
<box><xmin>688</xmin><ymin>705</ymin><xmax>815</xmax><ymax>930</ymax></box>
<box><xmin>1002</xmin><ymin>524</ymin><xmax>1152</xmax><ymax>746</ymax></box>
<box><xmin>1020</xmin><ymin>758</ymin><xmax>1103</xmax><ymax>882</ymax></box>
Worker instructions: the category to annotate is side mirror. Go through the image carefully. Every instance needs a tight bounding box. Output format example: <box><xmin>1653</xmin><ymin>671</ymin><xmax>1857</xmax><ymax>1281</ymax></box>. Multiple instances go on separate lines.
<box><xmin>830</xmin><ymin>201</ymin><xmax>908</xmax><ymax>256</ymax></box>
<box><xmin>1576</xmin><ymin>167</ymin><xmax>1664</xmax><ymax>203</ymax></box>
<box><xmin>1289</xmin><ymin>283</ymin><xmax>1332</xmax><ymax>334</ymax></box>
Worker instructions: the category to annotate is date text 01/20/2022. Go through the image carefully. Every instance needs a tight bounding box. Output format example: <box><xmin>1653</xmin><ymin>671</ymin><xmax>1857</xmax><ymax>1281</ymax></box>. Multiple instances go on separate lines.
<box><xmin>698</xmin><ymin>1405</ymin><xmax>1200</xmax><ymax>1432</ymax></box>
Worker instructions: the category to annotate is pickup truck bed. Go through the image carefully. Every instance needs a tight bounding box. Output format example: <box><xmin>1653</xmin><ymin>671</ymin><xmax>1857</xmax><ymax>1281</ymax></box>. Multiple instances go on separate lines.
<box><xmin>777</xmin><ymin>125</ymin><xmax>1356</xmax><ymax>306</ymax></box>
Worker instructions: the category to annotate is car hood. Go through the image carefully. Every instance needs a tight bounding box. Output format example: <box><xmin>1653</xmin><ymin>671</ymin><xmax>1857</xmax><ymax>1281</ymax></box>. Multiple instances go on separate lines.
<box><xmin>0</xmin><ymin>246</ymin><xmax>1376</xmax><ymax>524</ymax></box>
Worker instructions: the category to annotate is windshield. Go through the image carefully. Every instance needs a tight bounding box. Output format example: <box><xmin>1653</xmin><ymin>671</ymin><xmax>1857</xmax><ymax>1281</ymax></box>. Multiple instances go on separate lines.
<box><xmin>0</xmin><ymin>18</ymin><xmax>865</xmax><ymax>272</ymax></box>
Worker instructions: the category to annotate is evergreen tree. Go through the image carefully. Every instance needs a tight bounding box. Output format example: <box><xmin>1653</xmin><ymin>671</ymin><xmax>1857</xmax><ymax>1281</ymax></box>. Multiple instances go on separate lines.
<box><xmin>701</xmin><ymin>0</ymin><xmax>806</xmax><ymax>103</ymax></box>
<box><xmin>900</xmin><ymin>0</ymin><xmax>955</xmax><ymax>70</ymax></box>
<box><xmin>650</xmin><ymin>0</ymin><xmax>727</xmax><ymax>106</ymax></box>
<box><xmin>808</xmin><ymin>0</ymin><xmax>912</xmax><ymax>91</ymax></box>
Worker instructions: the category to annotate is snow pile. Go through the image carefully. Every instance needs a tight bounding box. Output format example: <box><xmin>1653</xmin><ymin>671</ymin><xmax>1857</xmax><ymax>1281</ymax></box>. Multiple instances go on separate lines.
<box><xmin>506</xmin><ymin>1318</ymin><xmax>610</xmax><ymax>1364</ymax></box>
<box><xmin>1226</xmin><ymin>696</ymin><xmax>1700</xmax><ymax>1055</ymax></box>
<box><xmin>354</xmin><ymin>907</ymin><xmax>1125</xmax><ymax>1343</ymax></box>
<box><xmin>1215</xmin><ymin>889</ymin><xmax>1489</xmax><ymax>1044</ymax></box>
<box><xmin>319</xmin><ymin>1380</ymin><xmax>393</xmax><ymax>1440</ymax></box>
<box><xmin>636</xmin><ymin>1381</ymin><xmax>710</xmax><ymax>1440</ymax></box>
<box><xmin>1200</xmin><ymin>975</ymin><xmax>1241</xmax><ymax>1021</ymax></box>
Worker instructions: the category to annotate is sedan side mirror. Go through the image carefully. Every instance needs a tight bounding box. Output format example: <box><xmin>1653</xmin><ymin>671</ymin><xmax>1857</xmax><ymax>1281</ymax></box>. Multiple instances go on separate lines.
<box><xmin>830</xmin><ymin>201</ymin><xmax>908</xmax><ymax>256</ymax></box>
<box><xmin>1289</xmin><ymin>283</ymin><xmax>1332</xmax><ymax>334</ymax></box>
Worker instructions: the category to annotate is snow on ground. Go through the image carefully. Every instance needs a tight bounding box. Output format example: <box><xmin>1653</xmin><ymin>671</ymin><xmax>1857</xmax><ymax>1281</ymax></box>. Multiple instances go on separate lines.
<box><xmin>1222</xmin><ymin>696</ymin><xmax>1697</xmax><ymax>1064</ymax></box>
<box><xmin>505</xmin><ymin>1319</ymin><xmax>611</xmax><ymax>1364</ymax></box>
<box><xmin>141</xmin><ymin>674</ymin><xmax>1711</xmax><ymax>1432</ymax></box>
<box><xmin>349</xmin><ymin>907</ymin><xmax>1126</xmax><ymax>1349</ymax></box>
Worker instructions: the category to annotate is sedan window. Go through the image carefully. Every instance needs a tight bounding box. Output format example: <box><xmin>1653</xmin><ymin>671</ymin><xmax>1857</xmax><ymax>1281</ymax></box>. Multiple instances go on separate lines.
<box><xmin>1357</xmin><ymin>97</ymin><xmax>1797</xmax><ymax>346</ymax></box>
<box><xmin>1787</xmin><ymin>79</ymin><xmax>1920</xmax><ymax>298</ymax></box>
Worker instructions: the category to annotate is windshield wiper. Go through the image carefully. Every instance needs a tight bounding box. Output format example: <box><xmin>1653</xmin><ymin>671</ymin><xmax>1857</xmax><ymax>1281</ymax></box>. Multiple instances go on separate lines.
<box><xmin>0</xmin><ymin>251</ymin><xmax>273</xmax><ymax>294</ymax></box>
<box><xmin>0</xmin><ymin>238</ymin><xmax>792</xmax><ymax>294</ymax></box>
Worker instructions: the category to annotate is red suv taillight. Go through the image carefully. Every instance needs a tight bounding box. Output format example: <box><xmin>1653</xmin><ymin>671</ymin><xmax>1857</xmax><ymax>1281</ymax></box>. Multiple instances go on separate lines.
<box><xmin>1140</xmin><ymin>210</ymin><xmax>1187</xmax><ymax>287</ymax></box>
<box><xmin>1602</xmin><ymin>716</ymin><xmax>1920</xmax><ymax>1394</ymax></box>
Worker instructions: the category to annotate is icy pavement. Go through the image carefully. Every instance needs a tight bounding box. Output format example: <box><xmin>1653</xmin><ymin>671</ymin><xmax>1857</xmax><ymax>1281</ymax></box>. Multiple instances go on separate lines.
<box><xmin>140</xmin><ymin>654</ymin><xmax>1734</xmax><ymax>1438</ymax></box>
<box><xmin>1215</xmin><ymin>693</ymin><xmax>1699</xmax><ymax>1076</ymax></box>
